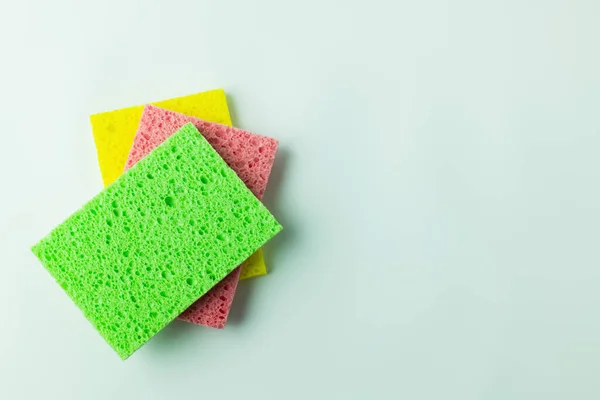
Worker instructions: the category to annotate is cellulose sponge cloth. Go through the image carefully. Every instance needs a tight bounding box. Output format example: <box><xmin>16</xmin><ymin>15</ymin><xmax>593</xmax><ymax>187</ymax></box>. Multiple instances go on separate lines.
<box><xmin>127</xmin><ymin>105</ymin><xmax>279</xmax><ymax>327</ymax></box>
<box><xmin>31</xmin><ymin>123</ymin><xmax>282</xmax><ymax>359</ymax></box>
<box><xmin>90</xmin><ymin>90</ymin><xmax>266</xmax><ymax>281</ymax></box>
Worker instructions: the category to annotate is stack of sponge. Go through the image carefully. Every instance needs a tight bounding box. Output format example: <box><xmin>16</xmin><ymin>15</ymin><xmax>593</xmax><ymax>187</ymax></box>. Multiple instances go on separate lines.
<box><xmin>31</xmin><ymin>89</ymin><xmax>282</xmax><ymax>359</ymax></box>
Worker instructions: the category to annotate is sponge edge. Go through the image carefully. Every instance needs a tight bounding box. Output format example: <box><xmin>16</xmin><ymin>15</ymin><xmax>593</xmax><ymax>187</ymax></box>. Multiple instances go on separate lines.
<box><xmin>89</xmin><ymin>90</ymin><xmax>266</xmax><ymax>280</ymax></box>
<box><xmin>32</xmin><ymin>123</ymin><xmax>282</xmax><ymax>359</ymax></box>
<box><xmin>127</xmin><ymin>105</ymin><xmax>279</xmax><ymax>327</ymax></box>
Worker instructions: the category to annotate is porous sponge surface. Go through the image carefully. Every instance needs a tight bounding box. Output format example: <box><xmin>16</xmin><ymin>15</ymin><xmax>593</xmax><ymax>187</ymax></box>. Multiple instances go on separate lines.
<box><xmin>32</xmin><ymin>123</ymin><xmax>282</xmax><ymax>359</ymax></box>
<box><xmin>177</xmin><ymin>249</ymin><xmax>265</xmax><ymax>328</ymax></box>
<box><xmin>128</xmin><ymin>105</ymin><xmax>279</xmax><ymax>327</ymax></box>
<box><xmin>90</xmin><ymin>92</ymin><xmax>266</xmax><ymax>280</ymax></box>
<box><xmin>130</xmin><ymin>105</ymin><xmax>278</xmax><ymax>281</ymax></box>
<box><xmin>90</xmin><ymin>89</ymin><xmax>232</xmax><ymax>188</ymax></box>
<box><xmin>127</xmin><ymin>105</ymin><xmax>279</xmax><ymax>200</ymax></box>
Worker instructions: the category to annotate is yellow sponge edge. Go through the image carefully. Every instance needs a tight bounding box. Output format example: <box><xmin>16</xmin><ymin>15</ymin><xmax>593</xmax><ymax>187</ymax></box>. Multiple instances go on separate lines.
<box><xmin>90</xmin><ymin>89</ymin><xmax>266</xmax><ymax>280</ymax></box>
<box><xmin>240</xmin><ymin>248</ymin><xmax>268</xmax><ymax>279</ymax></box>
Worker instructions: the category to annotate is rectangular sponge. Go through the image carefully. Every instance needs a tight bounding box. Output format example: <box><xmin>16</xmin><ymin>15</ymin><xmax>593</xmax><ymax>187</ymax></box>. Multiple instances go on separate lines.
<box><xmin>32</xmin><ymin>123</ymin><xmax>282</xmax><ymax>359</ymax></box>
<box><xmin>128</xmin><ymin>105</ymin><xmax>279</xmax><ymax>327</ymax></box>
<box><xmin>89</xmin><ymin>89</ymin><xmax>266</xmax><ymax>280</ymax></box>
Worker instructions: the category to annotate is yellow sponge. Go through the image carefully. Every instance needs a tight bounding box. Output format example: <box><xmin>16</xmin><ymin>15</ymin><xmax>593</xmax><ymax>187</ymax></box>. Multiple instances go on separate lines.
<box><xmin>89</xmin><ymin>89</ymin><xmax>267</xmax><ymax>280</ymax></box>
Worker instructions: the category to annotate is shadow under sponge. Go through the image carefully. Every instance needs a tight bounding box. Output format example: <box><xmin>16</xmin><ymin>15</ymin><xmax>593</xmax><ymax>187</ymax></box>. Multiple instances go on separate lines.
<box><xmin>31</xmin><ymin>123</ymin><xmax>282</xmax><ymax>359</ymax></box>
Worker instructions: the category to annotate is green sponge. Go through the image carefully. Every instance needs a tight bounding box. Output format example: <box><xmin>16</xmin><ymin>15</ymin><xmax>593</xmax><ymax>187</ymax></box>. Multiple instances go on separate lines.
<box><xmin>31</xmin><ymin>123</ymin><xmax>282</xmax><ymax>359</ymax></box>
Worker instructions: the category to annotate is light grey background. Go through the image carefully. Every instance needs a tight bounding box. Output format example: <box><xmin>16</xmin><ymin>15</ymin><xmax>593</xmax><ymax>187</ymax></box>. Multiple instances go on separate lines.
<box><xmin>1</xmin><ymin>0</ymin><xmax>599</xmax><ymax>398</ymax></box>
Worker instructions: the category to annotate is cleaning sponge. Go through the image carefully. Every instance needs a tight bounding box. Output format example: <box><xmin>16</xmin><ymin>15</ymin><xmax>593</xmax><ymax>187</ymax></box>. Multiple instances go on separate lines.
<box><xmin>32</xmin><ymin>123</ymin><xmax>282</xmax><ymax>359</ymax></box>
<box><xmin>90</xmin><ymin>90</ymin><xmax>267</xmax><ymax>280</ymax></box>
<box><xmin>127</xmin><ymin>105</ymin><xmax>279</xmax><ymax>327</ymax></box>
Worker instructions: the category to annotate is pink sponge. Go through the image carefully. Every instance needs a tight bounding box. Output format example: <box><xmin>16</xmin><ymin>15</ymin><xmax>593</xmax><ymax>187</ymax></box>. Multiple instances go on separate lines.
<box><xmin>126</xmin><ymin>105</ymin><xmax>278</xmax><ymax>328</ymax></box>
